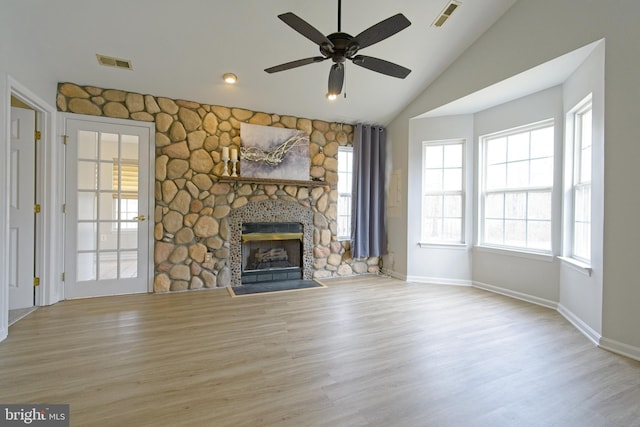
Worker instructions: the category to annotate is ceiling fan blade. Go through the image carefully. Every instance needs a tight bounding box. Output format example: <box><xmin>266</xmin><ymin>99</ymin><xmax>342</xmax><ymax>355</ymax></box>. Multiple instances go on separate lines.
<box><xmin>278</xmin><ymin>12</ymin><xmax>334</xmax><ymax>48</ymax></box>
<box><xmin>265</xmin><ymin>56</ymin><xmax>327</xmax><ymax>73</ymax></box>
<box><xmin>328</xmin><ymin>63</ymin><xmax>345</xmax><ymax>95</ymax></box>
<box><xmin>352</xmin><ymin>55</ymin><xmax>411</xmax><ymax>79</ymax></box>
<box><xmin>353</xmin><ymin>14</ymin><xmax>411</xmax><ymax>49</ymax></box>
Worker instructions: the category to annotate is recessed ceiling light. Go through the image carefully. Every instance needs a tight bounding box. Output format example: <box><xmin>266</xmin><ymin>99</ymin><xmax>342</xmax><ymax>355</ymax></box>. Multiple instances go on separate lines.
<box><xmin>223</xmin><ymin>73</ymin><xmax>237</xmax><ymax>84</ymax></box>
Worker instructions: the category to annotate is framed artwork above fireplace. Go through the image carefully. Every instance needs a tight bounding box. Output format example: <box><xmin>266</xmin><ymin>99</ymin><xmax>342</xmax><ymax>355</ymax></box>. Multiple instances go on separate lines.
<box><xmin>240</xmin><ymin>123</ymin><xmax>310</xmax><ymax>180</ymax></box>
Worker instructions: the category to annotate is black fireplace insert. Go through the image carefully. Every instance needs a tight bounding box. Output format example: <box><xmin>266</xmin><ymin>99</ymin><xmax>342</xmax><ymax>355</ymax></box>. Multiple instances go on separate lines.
<box><xmin>241</xmin><ymin>222</ymin><xmax>303</xmax><ymax>284</ymax></box>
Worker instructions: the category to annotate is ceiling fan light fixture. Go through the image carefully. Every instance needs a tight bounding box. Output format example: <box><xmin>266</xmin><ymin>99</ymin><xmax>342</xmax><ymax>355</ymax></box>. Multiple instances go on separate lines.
<box><xmin>223</xmin><ymin>73</ymin><xmax>237</xmax><ymax>84</ymax></box>
<box><xmin>265</xmin><ymin>1</ymin><xmax>412</xmax><ymax>96</ymax></box>
<box><xmin>326</xmin><ymin>93</ymin><xmax>338</xmax><ymax>101</ymax></box>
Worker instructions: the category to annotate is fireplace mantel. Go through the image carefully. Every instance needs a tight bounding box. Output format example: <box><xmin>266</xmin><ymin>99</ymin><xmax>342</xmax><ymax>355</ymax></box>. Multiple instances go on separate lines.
<box><xmin>216</xmin><ymin>176</ymin><xmax>329</xmax><ymax>187</ymax></box>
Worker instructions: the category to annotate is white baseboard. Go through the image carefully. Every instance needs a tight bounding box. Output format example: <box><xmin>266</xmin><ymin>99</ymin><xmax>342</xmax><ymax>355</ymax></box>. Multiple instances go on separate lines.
<box><xmin>472</xmin><ymin>281</ymin><xmax>558</xmax><ymax>310</ymax></box>
<box><xmin>380</xmin><ymin>268</ymin><xmax>472</xmax><ymax>287</ymax></box>
<box><xmin>406</xmin><ymin>275</ymin><xmax>472</xmax><ymax>287</ymax></box>
<box><xmin>599</xmin><ymin>337</ymin><xmax>640</xmax><ymax>362</ymax></box>
<box><xmin>557</xmin><ymin>304</ymin><xmax>601</xmax><ymax>346</ymax></box>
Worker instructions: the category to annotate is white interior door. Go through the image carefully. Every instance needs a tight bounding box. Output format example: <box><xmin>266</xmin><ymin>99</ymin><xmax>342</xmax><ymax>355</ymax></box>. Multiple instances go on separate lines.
<box><xmin>64</xmin><ymin>118</ymin><xmax>152</xmax><ymax>298</ymax></box>
<box><xmin>9</xmin><ymin>107</ymin><xmax>36</xmax><ymax>309</ymax></box>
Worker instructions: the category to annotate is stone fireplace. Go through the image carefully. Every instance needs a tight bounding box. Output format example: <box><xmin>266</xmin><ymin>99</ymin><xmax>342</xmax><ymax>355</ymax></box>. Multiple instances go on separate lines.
<box><xmin>229</xmin><ymin>199</ymin><xmax>314</xmax><ymax>287</ymax></box>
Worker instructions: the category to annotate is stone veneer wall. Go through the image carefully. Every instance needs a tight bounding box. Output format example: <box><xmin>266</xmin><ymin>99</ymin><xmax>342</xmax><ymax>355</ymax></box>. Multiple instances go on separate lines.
<box><xmin>57</xmin><ymin>83</ymin><xmax>380</xmax><ymax>291</ymax></box>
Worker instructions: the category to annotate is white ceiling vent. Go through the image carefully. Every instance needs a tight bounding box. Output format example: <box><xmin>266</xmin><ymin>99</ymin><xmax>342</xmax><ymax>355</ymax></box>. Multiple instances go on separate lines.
<box><xmin>432</xmin><ymin>1</ymin><xmax>461</xmax><ymax>28</ymax></box>
<box><xmin>96</xmin><ymin>54</ymin><xmax>133</xmax><ymax>70</ymax></box>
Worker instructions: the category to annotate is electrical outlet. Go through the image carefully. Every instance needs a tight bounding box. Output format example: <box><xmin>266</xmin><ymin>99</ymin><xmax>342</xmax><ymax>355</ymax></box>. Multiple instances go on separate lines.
<box><xmin>205</xmin><ymin>252</ymin><xmax>213</xmax><ymax>262</ymax></box>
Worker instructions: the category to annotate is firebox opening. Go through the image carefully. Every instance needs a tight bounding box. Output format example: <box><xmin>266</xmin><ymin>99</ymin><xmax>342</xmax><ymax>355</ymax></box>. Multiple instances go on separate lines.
<box><xmin>241</xmin><ymin>222</ymin><xmax>303</xmax><ymax>284</ymax></box>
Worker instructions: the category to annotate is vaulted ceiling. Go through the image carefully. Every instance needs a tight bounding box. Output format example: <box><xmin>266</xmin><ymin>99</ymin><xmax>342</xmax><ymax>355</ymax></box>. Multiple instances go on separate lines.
<box><xmin>16</xmin><ymin>0</ymin><xmax>517</xmax><ymax>125</ymax></box>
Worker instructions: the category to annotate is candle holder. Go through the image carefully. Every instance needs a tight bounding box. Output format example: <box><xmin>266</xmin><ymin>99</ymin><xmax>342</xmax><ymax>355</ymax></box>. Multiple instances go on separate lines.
<box><xmin>222</xmin><ymin>158</ymin><xmax>230</xmax><ymax>176</ymax></box>
<box><xmin>231</xmin><ymin>159</ymin><xmax>238</xmax><ymax>177</ymax></box>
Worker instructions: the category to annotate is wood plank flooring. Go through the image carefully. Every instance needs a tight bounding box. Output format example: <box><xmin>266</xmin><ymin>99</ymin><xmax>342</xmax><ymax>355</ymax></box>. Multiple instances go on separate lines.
<box><xmin>1</xmin><ymin>275</ymin><xmax>639</xmax><ymax>426</ymax></box>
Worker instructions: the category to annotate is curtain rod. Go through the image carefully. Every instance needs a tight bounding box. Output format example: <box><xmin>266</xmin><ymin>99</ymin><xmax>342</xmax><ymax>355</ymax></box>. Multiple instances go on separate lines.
<box><xmin>357</xmin><ymin>123</ymin><xmax>385</xmax><ymax>131</ymax></box>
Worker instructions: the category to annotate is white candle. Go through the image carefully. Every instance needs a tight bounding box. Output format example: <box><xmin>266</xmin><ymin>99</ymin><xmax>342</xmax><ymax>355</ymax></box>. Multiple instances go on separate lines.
<box><xmin>222</xmin><ymin>146</ymin><xmax>229</xmax><ymax>160</ymax></box>
<box><xmin>230</xmin><ymin>148</ymin><xmax>238</xmax><ymax>161</ymax></box>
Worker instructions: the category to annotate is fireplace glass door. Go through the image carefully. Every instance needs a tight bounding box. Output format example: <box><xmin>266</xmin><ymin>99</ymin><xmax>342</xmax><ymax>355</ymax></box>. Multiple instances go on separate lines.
<box><xmin>241</xmin><ymin>222</ymin><xmax>303</xmax><ymax>283</ymax></box>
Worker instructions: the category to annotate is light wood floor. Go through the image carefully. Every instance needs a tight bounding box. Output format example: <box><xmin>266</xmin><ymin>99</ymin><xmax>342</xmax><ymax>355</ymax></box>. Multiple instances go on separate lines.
<box><xmin>1</xmin><ymin>276</ymin><xmax>639</xmax><ymax>426</ymax></box>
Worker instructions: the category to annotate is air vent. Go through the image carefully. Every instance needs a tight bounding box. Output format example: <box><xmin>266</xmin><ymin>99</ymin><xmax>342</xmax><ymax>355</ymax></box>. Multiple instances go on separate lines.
<box><xmin>96</xmin><ymin>54</ymin><xmax>133</xmax><ymax>70</ymax></box>
<box><xmin>432</xmin><ymin>1</ymin><xmax>461</xmax><ymax>28</ymax></box>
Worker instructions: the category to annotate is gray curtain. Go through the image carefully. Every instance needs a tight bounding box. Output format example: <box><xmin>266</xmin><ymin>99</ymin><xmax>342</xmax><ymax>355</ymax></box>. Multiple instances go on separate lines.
<box><xmin>351</xmin><ymin>124</ymin><xmax>386</xmax><ymax>258</ymax></box>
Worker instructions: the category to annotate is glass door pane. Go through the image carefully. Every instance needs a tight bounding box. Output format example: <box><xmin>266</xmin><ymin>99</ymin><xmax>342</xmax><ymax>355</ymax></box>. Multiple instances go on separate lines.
<box><xmin>75</xmin><ymin>130</ymin><xmax>140</xmax><ymax>282</ymax></box>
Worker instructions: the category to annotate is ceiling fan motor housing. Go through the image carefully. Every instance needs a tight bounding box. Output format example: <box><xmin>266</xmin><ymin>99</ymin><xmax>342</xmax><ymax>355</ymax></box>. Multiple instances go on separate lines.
<box><xmin>321</xmin><ymin>32</ymin><xmax>360</xmax><ymax>63</ymax></box>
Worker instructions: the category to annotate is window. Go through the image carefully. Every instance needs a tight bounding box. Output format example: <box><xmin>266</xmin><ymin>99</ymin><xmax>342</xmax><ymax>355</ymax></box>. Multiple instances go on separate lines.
<box><xmin>480</xmin><ymin>120</ymin><xmax>554</xmax><ymax>252</ymax></box>
<box><xmin>113</xmin><ymin>160</ymin><xmax>139</xmax><ymax>230</ymax></box>
<box><xmin>421</xmin><ymin>140</ymin><xmax>465</xmax><ymax>243</ymax></box>
<box><xmin>118</xmin><ymin>198</ymin><xmax>139</xmax><ymax>228</ymax></box>
<box><xmin>571</xmin><ymin>99</ymin><xmax>592</xmax><ymax>261</ymax></box>
<box><xmin>337</xmin><ymin>147</ymin><xmax>353</xmax><ymax>240</ymax></box>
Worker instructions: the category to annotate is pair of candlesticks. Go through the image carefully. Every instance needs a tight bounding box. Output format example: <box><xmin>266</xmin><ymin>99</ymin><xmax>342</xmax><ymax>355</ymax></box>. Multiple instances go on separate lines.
<box><xmin>221</xmin><ymin>146</ymin><xmax>238</xmax><ymax>177</ymax></box>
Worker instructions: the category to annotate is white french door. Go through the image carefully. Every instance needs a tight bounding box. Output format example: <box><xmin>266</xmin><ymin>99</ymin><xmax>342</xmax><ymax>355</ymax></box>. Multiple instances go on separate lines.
<box><xmin>64</xmin><ymin>117</ymin><xmax>153</xmax><ymax>298</ymax></box>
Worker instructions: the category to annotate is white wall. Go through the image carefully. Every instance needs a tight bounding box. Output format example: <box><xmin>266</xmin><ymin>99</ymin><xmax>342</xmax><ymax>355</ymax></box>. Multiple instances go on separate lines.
<box><xmin>559</xmin><ymin>44</ymin><xmax>605</xmax><ymax>340</ymax></box>
<box><xmin>472</xmin><ymin>87</ymin><xmax>563</xmax><ymax>304</ymax></box>
<box><xmin>1</xmin><ymin>0</ymin><xmax>61</xmax><ymax>341</ymax></box>
<box><xmin>1</xmin><ymin>2</ymin><xmax>59</xmax><ymax>102</ymax></box>
<box><xmin>387</xmin><ymin>0</ymin><xmax>640</xmax><ymax>354</ymax></box>
<box><xmin>383</xmin><ymin>120</ymin><xmax>410</xmax><ymax>277</ymax></box>
<box><xmin>405</xmin><ymin>115</ymin><xmax>473</xmax><ymax>284</ymax></box>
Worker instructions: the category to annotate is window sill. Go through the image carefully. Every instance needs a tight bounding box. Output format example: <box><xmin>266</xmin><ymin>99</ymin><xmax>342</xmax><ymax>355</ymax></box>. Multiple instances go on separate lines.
<box><xmin>474</xmin><ymin>245</ymin><xmax>554</xmax><ymax>262</ymax></box>
<box><xmin>418</xmin><ymin>242</ymin><xmax>468</xmax><ymax>250</ymax></box>
<box><xmin>558</xmin><ymin>256</ymin><xmax>592</xmax><ymax>276</ymax></box>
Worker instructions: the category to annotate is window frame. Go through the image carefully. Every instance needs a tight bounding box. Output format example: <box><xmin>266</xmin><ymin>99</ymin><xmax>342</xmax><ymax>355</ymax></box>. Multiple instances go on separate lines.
<box><xmin>478</xmin><ymin>119</ymin><xmax>555</xmax><ymax>254</ymax></box>
<box><xmin>420</xmin><ymin>139</ymin><xmax>466</xmax><ymax>245</ymax></box>
<box><xmin>567</xmin><ymin>95</ymin><xmax>593</xmax><ymax>264</ymax></box>
<box><xmin>336</xmin><ymin>146</ymin><xmax>353</xmax><ymax>241</ymax></box>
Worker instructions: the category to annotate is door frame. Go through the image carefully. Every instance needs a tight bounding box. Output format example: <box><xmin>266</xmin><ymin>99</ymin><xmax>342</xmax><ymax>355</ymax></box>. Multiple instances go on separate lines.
<box><xmin>1</xmin><ymin>75</ymin><xmax>63</xmax><ymax>341</ymax></box>
<box><xmin>60</xmin><ymin>113</ymin><xmax>156</xmax><ymax>296</ymax></box>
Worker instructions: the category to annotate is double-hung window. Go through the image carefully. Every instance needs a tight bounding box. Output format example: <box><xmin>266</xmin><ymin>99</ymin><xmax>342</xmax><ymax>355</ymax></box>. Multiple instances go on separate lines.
<box><xmin>480</xmin><ymin>120</ymin><xmax>554</xmax><ymax>252</ymax></box>
<box><xmin>421</xmin><ymin>140</ymin><xmax>465</xmax><ymax>244</ymax></box>
<box><xmin>571</xmin><ymin>99</ymin><xmax>592</xmax><ymax>261</ymax></box>
<box><xmin>337</xmin><ymin>147</ymin><xmax>353</xmax><ymax>240</ymax></box>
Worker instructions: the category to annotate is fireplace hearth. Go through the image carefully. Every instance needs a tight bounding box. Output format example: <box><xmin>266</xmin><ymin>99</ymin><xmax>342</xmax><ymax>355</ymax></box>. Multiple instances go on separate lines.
<box><xmin>241</xmin><ymin>222</ymin><xmax>303</xmax><ymax>284</ymax></box>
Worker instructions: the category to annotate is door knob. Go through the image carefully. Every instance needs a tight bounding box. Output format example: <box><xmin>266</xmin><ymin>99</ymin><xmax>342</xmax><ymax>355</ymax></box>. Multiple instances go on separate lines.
<box><xmin>133</xmin><ymin>215</ymin><xmax>146</xmax><ymax>221</ymax></box>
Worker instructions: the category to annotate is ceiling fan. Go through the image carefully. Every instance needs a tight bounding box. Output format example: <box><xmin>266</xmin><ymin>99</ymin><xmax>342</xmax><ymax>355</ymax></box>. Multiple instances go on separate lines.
<box><xmin>264</xmin><ymin>0</ymin><xmax>412</xmax><ymax>97</ymax></box>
